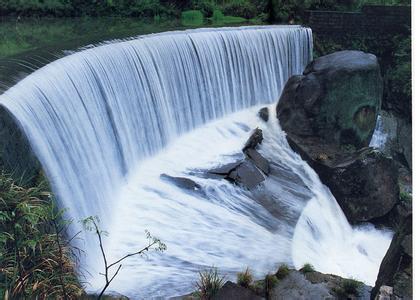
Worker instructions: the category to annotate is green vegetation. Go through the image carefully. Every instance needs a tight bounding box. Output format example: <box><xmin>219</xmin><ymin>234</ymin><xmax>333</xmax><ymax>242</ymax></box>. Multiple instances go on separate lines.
<box><xmin>196</xmin><ymin>267</ymin><xmax>226</xmax><ymax>300</ymax></box>
<box><xmin>0</xmin><ymin>173</ymin><xmax>82</xmax><ymax>299</ymax></box>
<box><xmin>264</xmin><ymin>273</ymin><xmax>279</xmax><ymax>298</ymax></box>
<box><xmin>300</xmin><ymin>263</ymin><xmax>315</xmax><ymax>273</ymax></box>
<box><xmin>181</xmin><ymin>10</ymin><xmax>204</xmax><ymax>26</ymax></box>
<box><xmin>333</xmin><ymin>278</ymin><xmax>364</xmax><ymax>297</ymax></box>
<box><xmin>342</xmin><ymin>278</ymin><xmax>363</xmax><ymax>295</ymax></box>
<box><xmin>237</xmin><ymin>267</ymin><xmax>253</xmax><ymax>288</ymax></box>
<box><xmin>400</xmin><ymin>190</ymin><xmax>412</xmax><ymax>202</ymax></box>
<box><xmin>275</xmin><ymin>264</ymin><xmax>290</xmax><ymax>279</ymax></box>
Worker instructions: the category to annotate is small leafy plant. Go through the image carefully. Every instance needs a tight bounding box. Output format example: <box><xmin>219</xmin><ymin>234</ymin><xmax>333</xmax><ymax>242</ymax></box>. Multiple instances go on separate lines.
<box><xmin>299</xmin><ymin>263</ymin><xmax>315</xmax><ymax>273</ymax></box>
<box><xmin>237</xmin><ymin>267</ymin><xmax>253</xmax><ymax>288</ymax></box>
<box><xmin>196</xmin><ymin>267</ymin><xmax>226</xmax><ymax>300</ymax></box>
<box><xmin>275</xmin><ymin>264</ymin><xmax>290</xmax><ymax>280</ymax></box>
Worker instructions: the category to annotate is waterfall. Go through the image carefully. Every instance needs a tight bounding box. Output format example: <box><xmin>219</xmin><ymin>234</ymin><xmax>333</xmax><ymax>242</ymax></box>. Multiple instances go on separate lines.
<box><xmin>0</xmin><ymin>26</ymin><xmax>391</xmax><ymax>299</ymax></box>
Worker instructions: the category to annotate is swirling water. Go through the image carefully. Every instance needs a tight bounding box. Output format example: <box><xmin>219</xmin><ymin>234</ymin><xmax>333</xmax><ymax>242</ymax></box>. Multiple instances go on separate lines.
<box><xmin>0</xmin><ymin>26</ymin><xmax>391</xmax><ymax>298</ymax></box>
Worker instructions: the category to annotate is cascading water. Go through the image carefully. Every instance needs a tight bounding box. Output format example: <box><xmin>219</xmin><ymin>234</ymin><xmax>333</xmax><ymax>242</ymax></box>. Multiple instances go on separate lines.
<box><xmin>0</xmin><ymin>25</ymin><xmax>391</xmax><ymax>298</ymax></box>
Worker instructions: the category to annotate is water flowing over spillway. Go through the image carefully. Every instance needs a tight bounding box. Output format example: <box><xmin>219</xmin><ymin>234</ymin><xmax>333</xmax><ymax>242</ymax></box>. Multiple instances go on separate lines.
<box><xmin>0</xmin><ymin>26</ymin><xmax>391</xmax><ymax>298</ymax></box>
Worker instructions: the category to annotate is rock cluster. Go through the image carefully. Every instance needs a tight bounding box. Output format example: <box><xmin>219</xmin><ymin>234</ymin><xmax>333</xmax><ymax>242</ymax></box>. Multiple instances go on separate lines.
<box><xmin>208</xmin><ymin>128</ymin><xmax>270</xmax><ymax>190</ymax></box>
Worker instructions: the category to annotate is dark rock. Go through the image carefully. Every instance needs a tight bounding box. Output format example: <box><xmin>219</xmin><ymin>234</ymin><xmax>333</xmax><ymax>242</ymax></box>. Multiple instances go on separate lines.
<box><xmin>277</xmin><ymin>50</ymin><xmax>382</xmax><ymax>149</ymax></box>
<box><xmin>275</xmin><ymin>51</ymin><xmax>399</xmax><ymax>224</ymax></box>
<box><xmin>243</xmin><ymin>128</ymin><xmax>263</xmax><ymax>151</ymax></box>
<box><xmin>228</xmin><ymin>160</ymin><xmax>265</xmax><ymax>190</ymax></box>
<box><xmin>208</xmin><ymin>160</ymin><xmax>243</xmax><ymax>176</ymax></box>
<box><xmin>160</xmin><ymin>174</ymin><xmax>201</xmax><ymax>191</ymax></box>
<box><xmin>371</xmin><ymin>213</ymin><xmax>412</xmax><ymax>299</ymax></box>
<box><xmin>0</xmin><ymin>106</ymin><xmax>41</xmax><ymax>186</ymax></box>
<box><xmin>244</xmin><ymin>148</ymin><xmax>270</xmax><ymax>175</ymax></box>
<box><xmin>214</xmin><ymin>281</ymin><xmax>263</xmax><ymax>300</ymax></box>
<box><xmin>323</xmin><ymin>149</ymin><xmax>399</xmax><ymax>223</ymax></box>
<box><xmin>287</xmin><ymin>137</ymin><xmax>399</xmax><ymax>223</ymax></box>
<box><xmin>258</xmin><ymin>107</ymin><xmax>269</xmax><ymax>122</ymax></box>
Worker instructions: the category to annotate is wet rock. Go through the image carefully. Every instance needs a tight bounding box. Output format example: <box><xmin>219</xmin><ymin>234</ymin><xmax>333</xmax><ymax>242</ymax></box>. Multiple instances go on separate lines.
<box><xmin>243</xmin><ymin>128</ymin><xmax>263</xmax><ymax>151</ymax></box>
<box><xmin>371</xmin><ymin>111</ymin><xmax>411</xmax><ymax>170</ymax></box>
<box><xmin>277</xmin><ymin>50</ymin><xmax>382</xmax><ymax>148</ymax></box>
<box><xmin>228</xmin><ymin>160</ymin><xmax>265</xmax><ymax>190</ymax></box>
<box><xmin>258</xmin><ymin>107</ymin><xmax>269</xmax><ymax>122</ymax></box>
<box><xmin>0</xmin><ymin>106</ymin><xmax>41</xmax><ymax>186</ymax></box>
<box><xmin>275</xmin><ymin>51</ymin><xmax>399</xmax><ymax>224</ymax></box>
<box><xmin>160</xmin><ymin>174</ymin><xmax>201</xmax><ymax>191</ymax></box>
<box><xmin>372</xmin><ymin>213</ymin><xmax>412</xmax><ymax>300</ymax></box>
<box><xmin>208</xmin><ymin>160</ymin><xmax>243</xmax><ymax>176</ymax></box>
<box><xmin>214</xmin><ymin>281</ymin><xmax>263</xmax><ymax>300</ymax></box>
<box><xmin>244</xmin><ymin>148</ymin><xmax>270</xmax><ymax>175</ymax></box>
<box><xmin>287</xmin><ymin>140</ymin><xmax>399</xmax><ymax>223</ymax></box>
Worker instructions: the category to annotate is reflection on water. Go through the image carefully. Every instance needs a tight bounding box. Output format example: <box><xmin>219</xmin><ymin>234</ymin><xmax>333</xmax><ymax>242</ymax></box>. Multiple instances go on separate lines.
<box><xmin>0</xmin><ymin>16</ymin><xmax>258</xmax><ymax>92</ymax></box>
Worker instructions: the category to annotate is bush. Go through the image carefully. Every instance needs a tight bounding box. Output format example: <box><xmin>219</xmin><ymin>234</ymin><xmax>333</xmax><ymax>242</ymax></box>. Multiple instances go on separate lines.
<box><xmin>191</xmin><ymin>0</ymin><xmax>216</xmax><ymax>18</ymax></box>
<box><xmin>181</xmin><ymin>10</ymin><xmax>204</xmax><ymax>26</ymax></box>
<box><xmin>275</xmin><ymin>264</ymin><xmax>290</xmax><ymax>279</ymax></box>
<box><xmin>237</xmin><ymin>267</ymin><xmax>253</xmax><ymax>288</ymax></box>
<box><xmin>196</xmin><ymin>267</ymin><xmax>226</xmax><ymax>300</ymax></box>
<box><xmin>342</xmin><ymin>278</ymin><xmax>363</xmax><ymax>296</ymax></box>
<box><xmin>0</xmin><ymin>173</ymin><xmax>82</xmax><ymax>299</ymax></box>
<box><xmin>222</xmin><ymin>0</ymin><xmax>257</xmax><ymax>19</ymax></box>
<box><xmin>299</xmin><ymin>263</ymin><xmax>315</xmax><ymax>273</ymax></box>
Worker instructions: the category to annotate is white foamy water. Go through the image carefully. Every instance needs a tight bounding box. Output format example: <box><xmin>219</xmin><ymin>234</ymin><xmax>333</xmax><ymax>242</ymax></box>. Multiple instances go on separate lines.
<box><xmin>0</xmin><ymin>26</ymin><xmax>391</xmax><ymax>299</ymax></box>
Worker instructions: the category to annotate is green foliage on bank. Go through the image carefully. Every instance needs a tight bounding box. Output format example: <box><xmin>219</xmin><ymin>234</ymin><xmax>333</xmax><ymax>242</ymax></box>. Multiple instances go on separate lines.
<box><xmin>0</xmin><ymin>173</ymin><xmax>82</xmax><ymax>299</ymax></box>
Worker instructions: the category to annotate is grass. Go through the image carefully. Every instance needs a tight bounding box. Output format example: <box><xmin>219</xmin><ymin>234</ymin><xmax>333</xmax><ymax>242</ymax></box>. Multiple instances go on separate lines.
<box><xmin>196</xmin><ymin>267</ymin><xmax>226</xmax><ymax>300</ymax></box>
<box><xmin>342</xmin><ymin>278</ymin><xmax>363</xmax><ymax>295</ymax></box>
<box><xmin>299</xmin><ymin>263</ymin><xmax>315</xmax><ymax>274</ymax></box>
<box><xmin>237</xmin><ymin>267</ymin><xmax>253</xmax><ymax>288</ymax></box>
<box><xmin>333</xmin><ymin>278</ymin><xmax>364</xmax><ymax>297</ymax></box>
<box><xmin>275</xmin><ymin>264</ymin><xmax>290</xmax><ymax>279</ymax></box>
<box><xmin>0</xmin><ymin>173</ymin><xmax>82</xmax><ymax>299</ymax></box>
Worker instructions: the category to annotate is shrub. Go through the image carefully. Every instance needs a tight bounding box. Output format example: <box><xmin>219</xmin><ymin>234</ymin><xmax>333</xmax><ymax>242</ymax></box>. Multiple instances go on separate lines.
<box><xmin>237</xmin><ymin>267</ymin><xmax>253</xmax><ymax>288</ymax></box>
<box><xmin>196</xmin><ymin>267</ymin><xmax>226</xmax><ymax>300</ymax></box>
<box><xmin>0</xmin><ymin>173</ymin><xmax>82</xmax><ymax>299</ymax></box>
<box><xmin>300</xmin><ymin>263</ymin><xmax>315</xmax><ymax>273</ymax></box>
<box><xmin>222</xmin><ymin>0</ymin><xmax>257</xmax><ymax>19</ymax></box>
<box><xmin>264</xmin><ymin>273</ymin><xmax>279</xmax><ymax>297</ymax></box>
<box><xmin>275</xmin><ymin>264</ymin><xmax>290</xmax><ymax>279</ymax></box>
<box><xmin>181</xmin><ymin>10</ymin><xmax>204</xmax><ymax>26</ymax></box>
<box><xmin>342</xmin><ymin>278</ymin><xmax>363</xmax><ymax>296</ymax></box>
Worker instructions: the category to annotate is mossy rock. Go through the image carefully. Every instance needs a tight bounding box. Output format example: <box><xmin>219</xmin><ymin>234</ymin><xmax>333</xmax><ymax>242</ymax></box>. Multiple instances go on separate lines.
<box><xmin>277</xmin><ymin>50</ymin><xmax>382</xmax><ymax>149</ymax></box>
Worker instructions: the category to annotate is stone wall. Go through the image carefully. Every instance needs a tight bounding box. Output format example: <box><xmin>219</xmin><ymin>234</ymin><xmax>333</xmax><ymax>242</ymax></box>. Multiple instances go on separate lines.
<box><xmin>304</xmin><ymin>5</ymin><xmax>411</xmax><ymax>36</ymax></box>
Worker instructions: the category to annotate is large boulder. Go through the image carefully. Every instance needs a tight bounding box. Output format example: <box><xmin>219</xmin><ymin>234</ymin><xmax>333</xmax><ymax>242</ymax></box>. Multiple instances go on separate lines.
<box><xmin>276</xmin><ymin>51</ymin><xmax>399</xmax><ymax>224</ymax></box>
<box><xmin>277</xmin><ymin>50</ymin><xmax>382</xmax><ymax>148</ymax></box>
<box><xmin>371</xmin><ymin>213</ymin><xmax>412</xmax><ymax>299</ymax></box>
